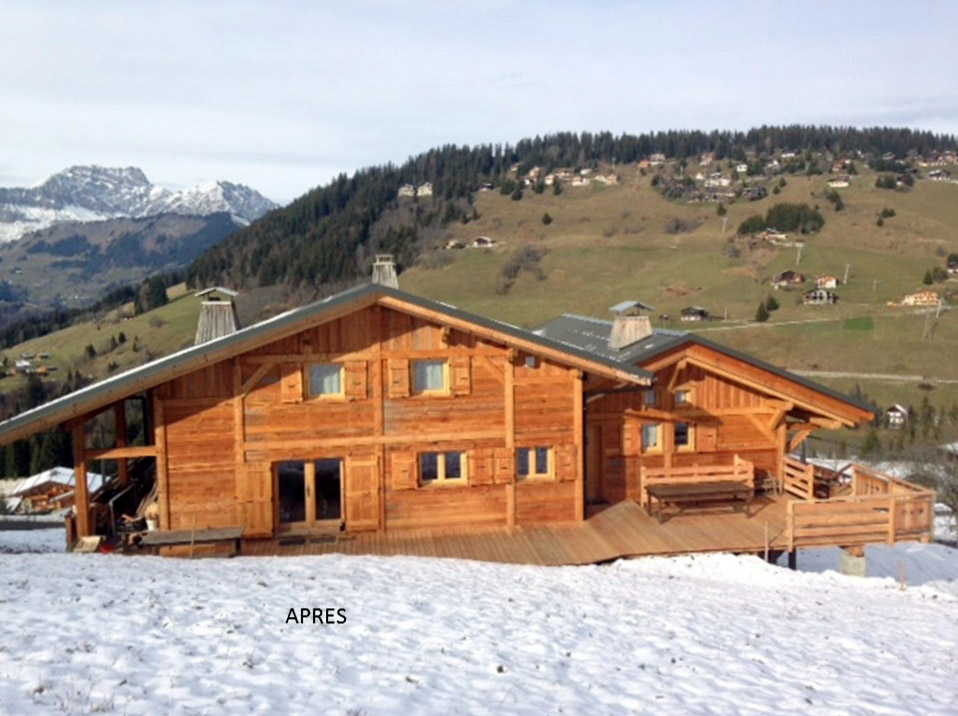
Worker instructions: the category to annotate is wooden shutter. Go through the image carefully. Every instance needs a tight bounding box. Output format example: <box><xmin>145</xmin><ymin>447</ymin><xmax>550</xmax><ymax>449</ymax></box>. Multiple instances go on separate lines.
<box><xmin>236</xmin><ymin>464</ymin><xmax>273</xmax><ymax>537</ymax></box>
<box><xmin>698</xmin><ymin>424</ymin><xmax>717</xmax><ymax>452</ymax></box>
<box><xmin>387</xmin><ymin>359</ymin><xmax>410</xmax><ymax>399</ymax></box>
<box><xmin>344</xmin><ymin>455</ymin><xmax>380</xmax><ymax>531</ymax></box>
<box><xmin>556</xmin><ymin>444</ymin><xmax>578</xmax><ymax>482</ymax></box>
<box><xmin>390</xmin><ymin>451</ymin><xmax>418</xmax><ymax>490</ymax></box>
<box><xmin>621</xmin><ymin>421</ymin><xmax>638</xmax><ymax>456</ymax></box>
<box><xmin>468</xmin><ymin>448</ymin><xmax>494</xmax><ymax>486</ymax></box>
<box><xmin>450</xmin><ymin>356</ymin><xmax>471</xmax><ymax>396</ymax></box>
<box><xmin>345</xmin><ymin>361</ymin><xmax>368</xmax><ymax>400</ymax></box>
<box><xmin>280</xmin><ymin>363</ymin><xmax>303</xmax><ymax>403</ymax></box>
<box><xmin>492</xmin><ymin>447</ymin><xmax>515</xmax><ymax>485</ymax></box>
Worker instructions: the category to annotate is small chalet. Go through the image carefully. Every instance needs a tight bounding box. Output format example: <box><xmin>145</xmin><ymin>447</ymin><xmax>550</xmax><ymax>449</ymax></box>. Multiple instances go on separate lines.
<box><xmin>885</xmin><ymin>404</ymin><xmax>909</xmax><ymax>430</ymax></box>
<box><xmin>928</xmin><ymin>169</ymin><xmax>951</xmax><ymax>181</ymax></box>
<box><xmin>827</xmin><ymin>177</ymin><xmax>850</xmax><ymax>189</ymax></box>
<box><xmin>902</xmin><ymin>290</ymin><xmax>940</xmax><ymax>307</ymax></box>
<box><xmin>0</xmin><ymin>274</ymin><xmax>935</xmax><ymax>564</ymax></box>
<box><xmin>397</xmin><ymin>184</ymin><xmax>416</xmax><ymax>198</ymax></box>
<box><xmin>815</xmin><ymin>274</ymin><xmax>840</xmax><ymax>289</ymax></box>
<box><xmin>802</xmin><ymin>288</ymin><xmax>838</xmax><ymax>305</ymax></box>
<box><xmin>679</xmin><ymin>306</ymin><xmax>710</xmax><ymax>322</ymax></box>
<box><xmin>10</xmin><ymin>466</ymin><xmax>106</xmax><ymax>514</ymax></box>
<box><xmin>948</xmin><ymin>261</ymin><xmax>958</xmax><ymax>277</ymax></box>
<box><xmin>772</xmin><ymin>270</ymin><xmax>806</xmax><ymax>289</ymax></box>
<box><xmin>471</xmin><ymin>236</ymin><xmax>498</xmax><ymax>248</ymax></box>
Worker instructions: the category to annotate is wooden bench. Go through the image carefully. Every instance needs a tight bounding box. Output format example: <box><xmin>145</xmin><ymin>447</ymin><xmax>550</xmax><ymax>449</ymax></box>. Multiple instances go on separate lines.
<box><xmin>645</xmin><ymin>481</ymin><xmax>754</xmax><ymax>523</ymax></box>
<box><xmin>139</xmin><ymin>526</ymin><xmax>244</xmax><ymax>556</ymax></box>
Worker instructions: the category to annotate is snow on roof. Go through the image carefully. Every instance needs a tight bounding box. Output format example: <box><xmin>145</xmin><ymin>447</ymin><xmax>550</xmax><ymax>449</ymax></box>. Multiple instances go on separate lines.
<box><xmin>13</xmin><ymin>466</ymin><xmax>106</xmax><ymax>496</ymax></box>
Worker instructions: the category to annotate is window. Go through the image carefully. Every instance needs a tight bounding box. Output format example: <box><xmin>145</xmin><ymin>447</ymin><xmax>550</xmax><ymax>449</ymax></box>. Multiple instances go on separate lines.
<box><xmin>419</xmin><ymin>451</ymin><xmax>466</xmax><ymax>485</ymax></box>
<box><xmin>643</xmin><ymin>389</ymin><xmax>656</xmax><ymax>407</ymax></box>
<box><xmin>674</xmin><ymin>422</ymin><xmax>694</xmax><ymax>450</ymax></box>
<box><xmin>517</xmin><ymin>447</ymin><xmax>553</xmax><ymax>479</ymax></box>
<box><xmin>674</xmin><ymin>389</ymin><xmax>690</xmax><ymax>406</ymax></box>
<box><xmin>308</xmin><ymin>363</ymin><xmax>343</xmax><ymax>397</ymax></box>
<box><xmin>641</xmin><ymin>423</ymin><xmax>661</xmax><ymax>453</ymax></box>
<box><xmin>412</xmin><ymin>359</ymin><xmax>448</xmax><ymax>394</ymax></box>
<box><xmin>524</xmin><ymin>355</ymin><xmax>538</xmax><ymax>369</ymax></box>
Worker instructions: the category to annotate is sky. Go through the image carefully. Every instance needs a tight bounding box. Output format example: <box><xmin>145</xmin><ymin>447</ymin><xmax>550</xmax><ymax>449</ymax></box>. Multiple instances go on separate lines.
<box><xmin>1</xmin><ymin>1</ymin><xmax>957</xmax><ymax>204</ymax></box>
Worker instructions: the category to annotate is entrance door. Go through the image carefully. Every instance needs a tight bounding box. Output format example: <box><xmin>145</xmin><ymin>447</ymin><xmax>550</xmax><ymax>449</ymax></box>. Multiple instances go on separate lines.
<box><xmin>276</xmin><ymin>459</ymin><xmax>344</xmax><ymax>532</ymax></box>
<box><xmin>585</xmin><ymin>424</ymin><xmax>604</xmax><ymax>504</ymax></box>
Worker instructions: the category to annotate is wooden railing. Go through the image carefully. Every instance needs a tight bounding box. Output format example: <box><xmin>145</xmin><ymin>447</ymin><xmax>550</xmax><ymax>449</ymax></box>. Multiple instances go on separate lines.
<box><xmin>641</xmin><ymin>455</ymin><xmax>753</xmax><ymax>506</ymax></box>
<box><xmin>783</xmin><ymin>456</ymin><xmax>814</xmax><ymax>500</ymax></box>
<box><xmin>786</xmin><ymin>464</ymin><xmax>935</xmax><ymax>550</ymax></box>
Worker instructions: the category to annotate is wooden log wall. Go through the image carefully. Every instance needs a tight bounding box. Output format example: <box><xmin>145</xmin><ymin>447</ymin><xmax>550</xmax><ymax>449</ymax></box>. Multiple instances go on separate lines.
<box><xmin>147</xmin><ymin>305</ymin><xmax>584</xmax><ymax>537</ymax></box>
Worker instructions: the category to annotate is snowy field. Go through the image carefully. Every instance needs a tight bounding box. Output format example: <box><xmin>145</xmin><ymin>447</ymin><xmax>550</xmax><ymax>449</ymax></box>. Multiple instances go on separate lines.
<box><xmin>1</xmin><ymin>530</ymin><xmax>957</xmax><ymax>715</ymax></box>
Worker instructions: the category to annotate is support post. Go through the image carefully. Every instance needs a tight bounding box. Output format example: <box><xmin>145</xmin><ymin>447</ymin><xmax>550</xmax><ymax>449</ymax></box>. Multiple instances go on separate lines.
<box><xmin>505</xmin><ymin>351</ymin><xmax>516</xmax><ymax>527</ymax></box>
<box><xmin>787</xmin><ymin>549</ymin><xmax>797</xmax><ymax>570</ymax></box>
<box><xmin>71</xmin><ymin>422</ymin><xmax>92</xmax><ymax>538</ymax></box>
<box><xmin>573</xmin><ymin>370</ymin><xmax>584</xmax><ymax>521</ymax></box>
<box><xmin>115</xmin><ymin>401</ymin><xmax>128</xmax><ymax>486</ymax></box>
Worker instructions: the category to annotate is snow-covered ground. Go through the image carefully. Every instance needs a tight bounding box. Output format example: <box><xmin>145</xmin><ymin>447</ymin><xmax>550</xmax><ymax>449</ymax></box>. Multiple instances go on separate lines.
<box><xmin>1</xmin><ymin>530</ymin><xmax>957</xmax><ymax>714</ymax></box>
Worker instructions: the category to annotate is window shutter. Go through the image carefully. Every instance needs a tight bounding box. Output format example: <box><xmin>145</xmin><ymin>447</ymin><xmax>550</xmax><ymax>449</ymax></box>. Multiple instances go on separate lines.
<box><xmin>280</xmin><ymin>363</ymin><xmax>303</xmax><ymax>403</ymax></box>
<box><xmin>556</xmin><ymin>444</ymin><xmax>578</xmax><ymax>482</ymax></box>
<box><xmin>345</xmin><ymin>361</ymin><xmax>368</xmax><ymax>400</ymax></box>
<box><xmin>387</xmin><ymin>359</ymin><xmax>410</xmax><ymax>399</ymax></box>
<box><xmin>468</xmin><ymin>448</ymin><xmax>494</xmax><ymax>486</ymax></box>
<box><xmin>449</xmin><ymin>356</ymin><xmax>471</xmax><ymax>396</ymax></box>
<box><xmin>390</xmin><ymin>451</ymin><xmax>418</xmax><ymax>490</ymax></box>
<box><xmin>492</xmin><ymin>447</ymin><xmax>515</xmax><ymax>485</ymax></box>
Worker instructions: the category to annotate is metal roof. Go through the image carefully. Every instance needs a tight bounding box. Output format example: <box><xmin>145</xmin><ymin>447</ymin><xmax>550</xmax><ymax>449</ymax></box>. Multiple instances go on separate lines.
<box><xmin>608</xmin><ymin>300</ymin><xmax>655</xmax><ymax>314</ymax></box>
<box><xmin>534</xmin><ymin>314</ymin><xmax>872</xmax><ymax>414</ymax></box>
<box><xmin>0</xmin><ymin>284</ymin><xmax>652</xmax><ymax>446</ymax></box>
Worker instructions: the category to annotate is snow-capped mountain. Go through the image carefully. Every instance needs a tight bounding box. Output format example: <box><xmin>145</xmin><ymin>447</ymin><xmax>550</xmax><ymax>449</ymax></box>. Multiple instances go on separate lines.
<box><xmin>0</xmin><ymin>166</ymin><xmax>277</xmax><ymax>243</ymax></box>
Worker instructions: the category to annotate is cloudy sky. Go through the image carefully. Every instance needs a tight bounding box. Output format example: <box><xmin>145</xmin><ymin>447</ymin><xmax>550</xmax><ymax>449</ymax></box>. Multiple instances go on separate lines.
<box><xmin>1</xmin><ymin>1</ymin><xmax>956</xmax><ymax>203</ymax></box>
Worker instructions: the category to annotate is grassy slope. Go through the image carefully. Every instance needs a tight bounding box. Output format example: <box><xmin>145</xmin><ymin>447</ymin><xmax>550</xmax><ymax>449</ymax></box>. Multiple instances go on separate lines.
<box><xmin>399</xmin><ymin>166</ymin><xmax>958</xmax><ymax>433</ymax></box>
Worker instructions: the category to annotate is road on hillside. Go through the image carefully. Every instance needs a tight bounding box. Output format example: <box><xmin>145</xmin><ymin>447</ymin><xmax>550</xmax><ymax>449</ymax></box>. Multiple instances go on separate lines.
<box><xmin>787</xmin><ymin>370</ymin><xmax>958</xmax><ymax>384</ymax></box>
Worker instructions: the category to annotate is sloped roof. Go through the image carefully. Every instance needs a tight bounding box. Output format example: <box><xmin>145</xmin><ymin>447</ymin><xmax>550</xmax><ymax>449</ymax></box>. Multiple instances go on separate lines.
<box><xmin>534</xmin><ymin>314</ymin><xmax>872</xmax><ymax>414</ymax></box>
<box><xmin>0</xmin><ymin>285</ymin><xmax>652</xmax><ymax>446</ymax></box>
<box><xmin>13</xmin><ymin>466</ymin><xmax>106</xmax><ymax>496</ymax></box>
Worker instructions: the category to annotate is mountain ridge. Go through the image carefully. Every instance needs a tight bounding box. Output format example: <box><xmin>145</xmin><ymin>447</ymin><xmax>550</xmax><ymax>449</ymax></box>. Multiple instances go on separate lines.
<box><xmin>0</xmin><ymin>165</ymin><xmax>277</xmax><ymax>243</ymax></box>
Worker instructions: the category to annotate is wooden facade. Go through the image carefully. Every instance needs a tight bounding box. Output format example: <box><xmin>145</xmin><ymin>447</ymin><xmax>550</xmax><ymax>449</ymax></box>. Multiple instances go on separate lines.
<box><xmin>0</xmin><ymin>285</ymin><xmax>936</xmax><ymax>558</ymax></box>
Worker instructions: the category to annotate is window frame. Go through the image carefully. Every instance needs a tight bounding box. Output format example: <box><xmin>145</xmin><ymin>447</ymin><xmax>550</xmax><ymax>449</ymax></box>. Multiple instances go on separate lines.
<box><xmin>418</xmin><ymin>450</ymin><xmax>468</xmax><ymax>486</ymax></box>
<box><xmin>673</xmin><ymin>421</ymin><xmax>695</xmax><ymax>452</ymax></box>
<box><xmin>411</xmin><ymin>358</ymin><xmax>450</xmax><ymax>396</ymax></box>
<box><xmin>641</xmin><ymin>422</ymin><xmax>662</xmax><ymax>454</ymax></box>
<box><xmin>516</xmin><ymin>446</ymin><xmax>554</xmax><ymax>481</ymax></box>
<box><xmin>642</xmin><ymin>388</ymin><xmax>657</xmax><ymax>408</ymax></box>
<box><xmin>306</xmin><ymin>362</ymin><xmax>345</xmax><ymax>400</ymax></box>
<box><xmin>673</xmin><ymin>387</ymin><xmax>694</xmax><ymax>409</ymax></box>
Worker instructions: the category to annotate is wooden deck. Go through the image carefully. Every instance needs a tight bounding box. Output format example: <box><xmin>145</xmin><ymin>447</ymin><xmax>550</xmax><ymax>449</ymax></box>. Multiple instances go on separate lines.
<box><xmin>241</xmin><ymin>495</ymin><xmax>792</xmax><ymax>566</ymax></box>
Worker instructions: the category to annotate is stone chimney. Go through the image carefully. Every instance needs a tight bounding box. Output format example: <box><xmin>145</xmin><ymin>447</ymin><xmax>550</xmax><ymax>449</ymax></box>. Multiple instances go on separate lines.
<box><xmin>371</xmin><ymin>254</ymin><xmax>399</xmax><ymax>289</ymax></box>
<box><xmin>194</xmin><ymin>287</ymin><xmax>241</xmax><ymax>345</ymax></box>
<box><xmin>608</xmin><ymin>300</ymin><xmax>654</xmax><ymax>351</ymax></box>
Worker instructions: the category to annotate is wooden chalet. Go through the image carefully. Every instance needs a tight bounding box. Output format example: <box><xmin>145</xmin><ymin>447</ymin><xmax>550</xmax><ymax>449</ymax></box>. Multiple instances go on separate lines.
<box><xmin>0</xmin><ymin>282</ymin><xmax>935</xmax><ymax>563</ymax></box>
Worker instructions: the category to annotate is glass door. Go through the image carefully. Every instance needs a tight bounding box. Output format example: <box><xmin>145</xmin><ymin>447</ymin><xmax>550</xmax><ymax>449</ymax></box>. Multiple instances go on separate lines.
<box><xmin>275</xmin><ymin>459</ymin><xmax>344</xmax><ymax>532</ymax></box>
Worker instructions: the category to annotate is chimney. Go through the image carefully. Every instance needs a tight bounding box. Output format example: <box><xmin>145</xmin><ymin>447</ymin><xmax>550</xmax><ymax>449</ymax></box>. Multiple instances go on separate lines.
<box><xmin>371</xmin><ymin>254</ymin><xmax>399</xmax><ymax>289</ymax></box>
<box><xmin>608</xmin><ymin>300</ymin><xmax>654</xmax><ymax>351</ymax></box>
<box><xmin>194</xmin><ymin>287</ymin><xmax>241</xmax><ymax>345</ymax></box>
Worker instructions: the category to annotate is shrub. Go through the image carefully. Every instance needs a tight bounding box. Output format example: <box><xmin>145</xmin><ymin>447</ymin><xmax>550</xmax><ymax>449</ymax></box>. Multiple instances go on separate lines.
<box><xmin>716</xmin><ymin>203</ymin><xmax>726</xmax><ymax>216</ymax></box>
<box><xmin>880</xmin><ymin>207</ymin><xmax>896</xmax><ymax>219</ymax></box>
<box><xmin>510</xmin><ymin>187</ymin><xmax>523</xmax><ymax>201</ymax></box>
<box><xmin>664</xmin><ymin>217</ymin><xmax>700</xmax><ymax>234</ymax></box>
<box><xmin>541</xmin><ymin>212</ymin><xmax>553</xmax><ymax>225</ymax></box>
<box><xmin>766</xmin><ymin>295</ymin><xmax>780</xmax><ymax>311</ymax></box>
<box><xmin>755</xmin><ymin>301</ymin><xmax>770</xmax><ymax>323</ymax></box>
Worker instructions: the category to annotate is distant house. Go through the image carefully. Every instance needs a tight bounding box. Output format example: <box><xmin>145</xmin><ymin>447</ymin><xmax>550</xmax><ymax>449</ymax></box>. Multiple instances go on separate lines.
<box><xmin>901</xmin><ymin>290</ymin><xmax>940</xmax><ymax>307</ymax></box>
<box><xmin>741</xmin><ymin>186</ymin><xmax>767</xmax><ymax>201</ymax></box>
<box><xmin>928</xmin><ymin>169</ymin><xmax>952</xmax><ymax>181</ymax></box>
<box><xmin>781</xmin><ymin>151</ymin><xmax>797</xmax><ymax>160</ymax></box>
<box><xmin>471</xmin><ymin>236</ymin><xmax>498</xmax><ymax>248</ymax></box>
<box><xmin>771</xmin><ymin>270</ymin><xmax>806</xmax><ymax>289</ymax></box>
<box><xmin>416</xmin><ymin>182</ymin><xmax>433</xmax><ymax>197</ymax></box>
<box><xmin>397</xmin><ymin>184</ymin><xmax>416</xmax><ymax>198</ymax></box>
<box><xmin>947</xmin><ymin>261</ymin><xmax>958</xmax><ymax>277</ymax></box>
<box><xmin>571</xmin><ymin>176</ymin><xmax>591</xmax><ymax>187</ymax></box>
<box><xmin>735</xmin><ymin>163</ymin><xmax>748</xmax><ymax>174</ymax></box>
<box><xmin>885</xmin><ymin>404</ymin><xmax>909</xmax><ymax>430</ymax></box>
<box><xmin>445</xmin><ymin>240</ymin><xmax>465</xmax><ymax>250</ymax></box>
<box><xmin>766</xmin><ymin>159</ymin><xmax>781</xmax><ymax>171</ymax></box>
<box><xmin>816</xmin><ymin>274</ymin><xmax>840</xmax><ymax>289</ymax></box>
<box><xmin>649</xmin><ymin>153</ymin><xmax>666</xmax><ymax>166</ymax></box>
<box><xmin>11</xmin><ymin>466</ymin><xmax>106</xmax><ymax>514</ymax></box>
<box><xmin>704</xmin><ymin>173</ymin><xmax>731</xmax><ymax>188</ymax></box>
<box><xmin>802</xmin><ymin>288</ymin><xmax>839</xmax><ymax>305</ymax></box>
<box><xmin>699</xmin><ymin>152</ymin><xmax>714</xmax><ymax>166</ymax></box>
<box><xmin>827</xmin><ymin>177</ymin><xmax>850</xmax><ymax>188</ymax></box>
<box><xmin>594</xmin><ymin>173</ymin><xmax>619</xmax><ymax>185</ymax></box>
<box><xmin>679</xmin><ymin>306</ymin><xmax>710</xmax><ymax>322</ymax></box>
<box><xmin>637</xmin><ymin>159</ymin><xmax>652</xmax><ymax>170</ymax></box>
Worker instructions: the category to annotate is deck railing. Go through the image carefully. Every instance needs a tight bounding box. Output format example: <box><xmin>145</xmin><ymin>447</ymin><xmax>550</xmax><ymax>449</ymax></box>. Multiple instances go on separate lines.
<box><xmin>786</xmin><ymin>464</ymin><xmax>935</xmax><ymax>550</ymax></box>
<box><xmin>640</xmin><ymin>455</ymin><xmax>753</xmax><ymax>506</ymax></box>
<box><xmin>782</xmin><ymin>456</ymin><xmax>814</xmax><ymax>500</ymax></box>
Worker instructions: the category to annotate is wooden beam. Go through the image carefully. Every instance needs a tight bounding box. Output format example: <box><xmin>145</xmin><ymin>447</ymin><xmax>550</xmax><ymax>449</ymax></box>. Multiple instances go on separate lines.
<box><xmin>71</xmin><ymin>422</ymin><xmax>91</xmax><ymax>538</ymax></box>
<box><xmin>476</xmin><ymin>354</ymin><xmax>504</xmax><ymax>386</ymax></box>
<box><xmin>667</xmin><ymin>359</ymin><xmax>688</xmax><ymax>392</ymax></box>
<box><xmin>573</xmin><ymin>369</ymin><xmax>584</xmax><ymax>522</ymax></box>
<box><xmin>85</xmin><ymin>445</ymin><xmax>158</xmax><ymax>460</ymax></box>
<box><xmin>232</xmin><ymin>358</ymin><xmax>245</xmax><ymax>530</ymax></box>
<box><xmin>153</xmin><ymin>394</ymin><xmax>171</xmax><ymax>530</ymax></box>
<box><xmin>240</xmin><ymin>361</ymin><xmax>276</xmax><ymax>395</ymax></box>
<box><xmin>787</xmin><ymin>426</ymin><xmax>815</xmax><ymax>452</ymax></box>
<box><xmin>746</xmin><ymin>414</ymin><xmax>776</xmax><ymax>442</ymax></box>
<box><xmin>243</xmin><ymin>429</ymin><xmax>506</xmax><ymax>454</ymax></box>
<box><xmin>505</xmin><ymin>352</ymin><xmax>516</xmax><ymax>527</ymax></box>
<box><xmin>373</xmin><ymin>305</ymin><xmax>386</xmax><ymax>532</ymax></box>
<box><xmin>114</xmin><ymin>401</ymin><xmax>128</xmax><ymax>486</ymax></box>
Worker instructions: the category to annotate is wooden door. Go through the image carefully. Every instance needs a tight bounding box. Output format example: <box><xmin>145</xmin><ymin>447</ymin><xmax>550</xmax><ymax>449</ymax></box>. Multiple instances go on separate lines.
<box><xmin>344</xmin><ymin>455</ymin><xmax>381</xmax><ymax>531</ymax></box>
<box><xmin>238</xmin><ymin>464</ymin><xmax>273</xmax><ymax>537</ymax></box>
<box><xmin>586</xmin><ymin>424</ymin><xmax>603</xmax><ymax>504</ymax></box>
